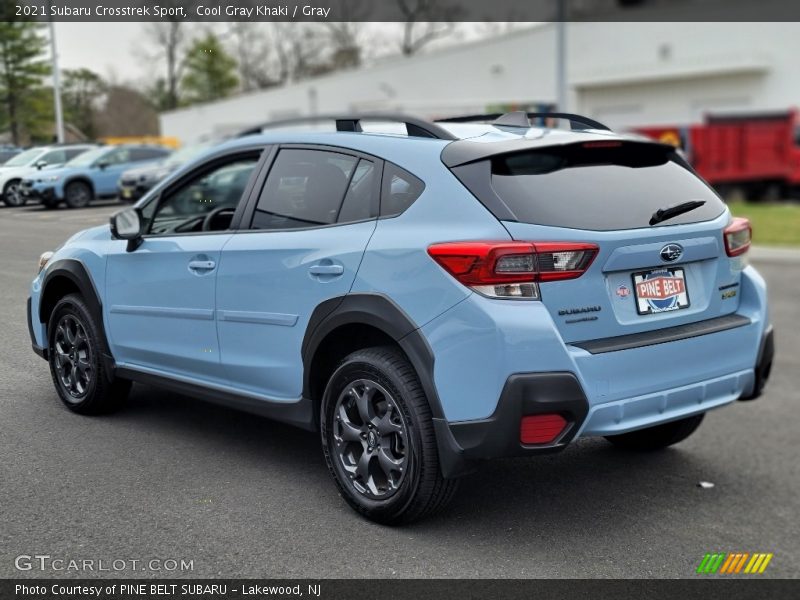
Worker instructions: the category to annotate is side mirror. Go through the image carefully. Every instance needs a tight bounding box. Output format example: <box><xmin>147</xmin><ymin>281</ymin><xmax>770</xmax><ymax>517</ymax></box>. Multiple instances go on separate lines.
<box><xmin>110</xmin><ymin>207</ymin><xmax>143</xmax><ymax>252</ymax></box>
<box><xmin>35</xmin><ymin>160</ymin><xmax>47</xmax><ymax>170</ymax></box>
<box><xmin>97</xmin><ymin>160</ymin><xmax>110</xmax><ymax>170</ymax></box>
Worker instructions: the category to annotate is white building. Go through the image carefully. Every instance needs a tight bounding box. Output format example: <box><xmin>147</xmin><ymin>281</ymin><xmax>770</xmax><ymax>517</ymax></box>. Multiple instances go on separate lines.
<box><xmin>160</xmin><ymin>21</ymin><xmax>800</xmax><ymax>145</ymax></box>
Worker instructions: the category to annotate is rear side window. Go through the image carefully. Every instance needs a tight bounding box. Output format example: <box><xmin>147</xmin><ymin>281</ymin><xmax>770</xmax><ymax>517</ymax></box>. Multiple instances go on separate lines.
<box><xmin>338</xmin><ymin>159</ymin><xmax>378</xmax><ymax>223</ymax></box>
<box><xmin>459</xmin><ymin>142</ymin><xmax>725</xmax><ymax>231</ymax></box>
<box><xmin>380</xmin><ymin>163</ymin><xmax>425</xmax><ymax>217</ymax></box>
<box><xmin>252</xmin><ymin>149</ymin><xmax>359</xmax><ymax>230</ymax></box>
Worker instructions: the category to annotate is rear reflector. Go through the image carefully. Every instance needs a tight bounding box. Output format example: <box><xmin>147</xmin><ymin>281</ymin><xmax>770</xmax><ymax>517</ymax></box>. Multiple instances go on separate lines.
<box><xmin>520</xmin><ymin>414</ymin><xmax>568</xmax><ymax>445</ymax></box>
<box><xmin>427</xmin><ymin>241</ymin><xmax>597</xmax><ymax>299</ymax></box>
<box><xmin>724</xmin><ymin>217</ymin><xmax>752</xmax><ymax>257</ymax></box>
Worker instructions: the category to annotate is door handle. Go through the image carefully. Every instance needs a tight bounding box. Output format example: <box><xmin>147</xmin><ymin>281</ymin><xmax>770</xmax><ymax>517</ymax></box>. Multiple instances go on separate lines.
<box><xmin>309</xmin><ymin>264</ymin><xmax>344</xmax><ymax>276</ymax></box>
<box><xmin>188</xmin><ymin>260</ymin><xmax>216</xmax><ymax>271</ymax></box>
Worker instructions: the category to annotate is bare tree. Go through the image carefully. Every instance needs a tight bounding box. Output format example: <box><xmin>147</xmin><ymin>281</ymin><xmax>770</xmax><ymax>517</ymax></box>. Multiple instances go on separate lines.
<box><xmin>227</xmin><ymin>23</ymin><xmax>276</xmax><ymax>91</ymax></box>
<box><xmin>325</xmin><ymin>0</ymin><xmax>372</xmax><ymax>69</ymax></box>
<box><xmin>143</xmin><ymin>19</ymin><xmax>186</xmax><ymax>110</ymax></box>
<box><xmin>395</xmin><ymin>0</ymin><xmax>463</xmax><ymax>56</ymax></box>
<box><xmin>271</xmin><ymin>23</ymin><xmax>329</xmax><ymax>82</ymax></box>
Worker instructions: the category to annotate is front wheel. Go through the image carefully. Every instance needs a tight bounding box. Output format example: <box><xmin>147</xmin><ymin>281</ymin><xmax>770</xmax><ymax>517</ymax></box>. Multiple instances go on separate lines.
<box><xmin>64</xmin><ymin>181</ymin><xmax>93</xmax><ymax>209</ymax></box>
<box><xmin>3</xmin><ymin>179</ymin><xmax>25</xmax><ymax>207</ymax></box>
<box><xmin>604</xmin><ymin>413</ymin><xmax>705</xmax><ymax>451</ymax></box>
<box><xmin>321</xmin><ymin>346</ymin><xmax>458</xmax><ymax>524</ymax></box>
<box><xmin>48</xmin><ymin>294</ymin><xmax>130</xmax><ymax>414</ymax></box>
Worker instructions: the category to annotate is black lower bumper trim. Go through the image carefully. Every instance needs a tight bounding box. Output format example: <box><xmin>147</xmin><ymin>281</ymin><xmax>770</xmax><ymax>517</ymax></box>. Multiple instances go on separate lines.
<box><xmin>739</xmin><ymin>324</ymin><xmax>774</xmax><ymax>401</ymax></box>
<box><xmin>434</xmin><ymin>372</ymin><xmax>589</xmax><ymax>478</ymax></box>
<box><xmin>571</xmin><ymin>313</ymin><xmax>752</xmax><ymax>354</ymax></box>
<box><xmin>27</xmin><ymin>297</ymin><xmax>48</xmax><ymax>360</ymax></box>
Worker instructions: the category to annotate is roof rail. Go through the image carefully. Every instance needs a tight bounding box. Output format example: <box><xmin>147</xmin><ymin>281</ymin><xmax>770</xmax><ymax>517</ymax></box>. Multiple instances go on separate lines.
<box><xmin>237</xmin><ymin>113</ymin><xmax>458</xmax><ymax>141</ymax></box>
<box><xmin>435</xmin><ymin>111</ymin><xmax>611</xmax><ymax>132</ymax></box>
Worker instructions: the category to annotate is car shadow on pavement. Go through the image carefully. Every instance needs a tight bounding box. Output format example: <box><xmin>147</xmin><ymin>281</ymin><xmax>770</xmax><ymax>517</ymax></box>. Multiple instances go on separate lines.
<box><xmin>117</xmin><ymin>383</ymin><xmax>732</xmax><ymax>541</ymax></box>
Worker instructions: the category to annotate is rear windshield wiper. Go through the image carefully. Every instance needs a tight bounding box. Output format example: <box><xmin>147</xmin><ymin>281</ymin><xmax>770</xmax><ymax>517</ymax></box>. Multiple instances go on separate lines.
<box><xmin>649</xmin><ymin>200</ymin><xmax>706</xmax><ymax>226</ymax></box>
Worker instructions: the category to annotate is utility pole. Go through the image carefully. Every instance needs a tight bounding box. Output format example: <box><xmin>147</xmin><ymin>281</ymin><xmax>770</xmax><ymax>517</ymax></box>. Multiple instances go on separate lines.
<box><xmin>48</xmin><ymin>19</ymin><xmax>65</xmax><ymax>143</ymax></box>
<box><xmin>556</xmin><ymin>0</ymin><xmax>567</xmax><ymax>112</ymax></box>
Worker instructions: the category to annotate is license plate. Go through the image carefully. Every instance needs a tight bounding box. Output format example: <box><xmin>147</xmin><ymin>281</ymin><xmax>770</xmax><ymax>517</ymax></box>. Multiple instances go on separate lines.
<box><xmin>121</xmin><ymin>188</ymin><xmax>132</xmax><ymax>199</ymax></box>
<box><xmin>632</xmin><ymin>267</ymin><xmax>690</xmax><ymax>315</ymax></box>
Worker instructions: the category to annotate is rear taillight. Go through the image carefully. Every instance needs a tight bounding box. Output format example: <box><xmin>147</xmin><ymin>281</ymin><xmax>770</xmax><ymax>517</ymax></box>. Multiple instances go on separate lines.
<box><xmin>724</xmin><ymin>217</ymin><xmax>752</xmax><ymax>257</ymax></box>
<box><xmin>520</xmin><ymin>414</ymin><xmax>568</xmax><ymax>445</ymax></box>
<box><xmin>427</xmin><ymin>241</ymin><xmax>597</xmax><ymax>299</ymax></box>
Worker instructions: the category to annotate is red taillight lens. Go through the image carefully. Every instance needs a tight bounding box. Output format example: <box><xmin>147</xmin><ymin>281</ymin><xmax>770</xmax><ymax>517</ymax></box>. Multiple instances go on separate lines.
<box><xmin>724</xmin><ymin>217</ymin><xmax>752</xmax><ymax>257</ymax></box>
<box><xmin>520</xmin><ymin>414</ymin><xmax>568</xmax><ymax>445</ymax></box>
<box><xmin>427</xmin><ymin>241</ymin><xmax>597</xmax><ymax>299</ymax></box>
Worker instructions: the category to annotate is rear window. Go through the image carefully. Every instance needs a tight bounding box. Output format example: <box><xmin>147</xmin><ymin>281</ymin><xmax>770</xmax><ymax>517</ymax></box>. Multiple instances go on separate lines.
<box><xmin>465</xmin><ymin>142</ymin><xmax>725</xmax><ymax>231</ymax></box>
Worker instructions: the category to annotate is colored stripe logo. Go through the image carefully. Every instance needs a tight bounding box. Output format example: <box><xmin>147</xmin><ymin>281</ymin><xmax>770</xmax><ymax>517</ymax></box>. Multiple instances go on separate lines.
<box><xmin>697</xmin><ymin>552</ymin><xmax>773</xmax><ymax>574</ymax></box>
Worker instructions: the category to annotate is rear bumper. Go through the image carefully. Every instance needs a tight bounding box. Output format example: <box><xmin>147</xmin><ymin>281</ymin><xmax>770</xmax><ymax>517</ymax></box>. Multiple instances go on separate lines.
<box><xmin>426</xmin><ymin>267</ymin><xmax>772</xmax><ymax>478</ymax></box>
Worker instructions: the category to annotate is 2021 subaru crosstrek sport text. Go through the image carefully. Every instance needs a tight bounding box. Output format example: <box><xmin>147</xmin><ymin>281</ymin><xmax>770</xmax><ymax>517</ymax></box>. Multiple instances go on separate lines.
<box><xmin>28</xmin><ymin>112</ymin><xmax>774</xmax><ymax>524</ymax></box>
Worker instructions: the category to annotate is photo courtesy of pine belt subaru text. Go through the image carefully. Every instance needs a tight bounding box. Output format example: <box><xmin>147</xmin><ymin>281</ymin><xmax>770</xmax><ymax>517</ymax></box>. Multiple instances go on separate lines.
<box><xmin>27</xmin><ymin>112</ymin><xmax>774</xmax><ymax>524</ymax></box>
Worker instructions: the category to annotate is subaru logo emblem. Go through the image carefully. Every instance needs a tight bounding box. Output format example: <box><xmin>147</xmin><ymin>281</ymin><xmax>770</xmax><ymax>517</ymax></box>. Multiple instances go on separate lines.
<box><xmin>660</xmin><ymin>244</ymin><xmax>683</xmax><ymax>262</ymax></box>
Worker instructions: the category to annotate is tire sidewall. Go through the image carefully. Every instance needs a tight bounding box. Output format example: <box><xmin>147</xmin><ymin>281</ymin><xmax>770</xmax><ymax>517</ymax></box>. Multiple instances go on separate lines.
<box><xmin>65</xmin><ymin>181</ymin><xmax>91</xmax><ymax>208</ymax></box>
<box><xmin>321</xmin><ymin>357</ymin><xmax>423</xmax><ymax>520</ymax></box>
<box><xmin>48</xmin><ymin>296</ymin><xmax>101</xmax><ymax>410</ymax></box>
<box><xmin>3</xmin><ymin>179</ymin><xmax>24</xmax><ymax>207</ymax></box>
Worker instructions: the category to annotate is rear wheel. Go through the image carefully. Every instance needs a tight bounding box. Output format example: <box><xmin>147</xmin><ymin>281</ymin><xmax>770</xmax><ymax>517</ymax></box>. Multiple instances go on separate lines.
<box><xmin>48</xmin><ymin>294</ymin><xmax>130</xmax><ymax>414</ymax></box>
<box><xmin>321</xmin><ymin>346</ymin><xmax>458</xmax><ymax>524</ymax></box>
<box><xmin>3</xmin><ymin>179</ymin><xmax>24</xmax><ymax>207</ymax></box>
<box><xmin>604</xmin><ymin>413</ymin><xmax>705</xmax><ymax>451</ymax></box>
<box><xmin>64</xmin><ymin>181</ymin><xmax>93</xmax><ymax>209</ymax></box>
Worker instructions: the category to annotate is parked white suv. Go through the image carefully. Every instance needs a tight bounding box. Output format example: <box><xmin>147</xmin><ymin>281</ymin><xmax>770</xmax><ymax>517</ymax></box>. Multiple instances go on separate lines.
<box><xmin>0</xmin><ymin>144</ymin><xmax>96</xmax><ymax>207</ymax></box>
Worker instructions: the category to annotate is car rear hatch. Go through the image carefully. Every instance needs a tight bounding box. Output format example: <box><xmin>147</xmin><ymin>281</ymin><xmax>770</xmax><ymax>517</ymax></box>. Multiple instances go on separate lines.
<box><xmin>446</xmin><ymin>138</ymin><xmax>750</xmax><ymax>345</ymax></box>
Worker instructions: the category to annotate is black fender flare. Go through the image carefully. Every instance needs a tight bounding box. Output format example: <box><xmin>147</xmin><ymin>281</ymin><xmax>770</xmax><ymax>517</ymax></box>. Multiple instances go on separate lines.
<box><xmin>301</xmin><ymin>293</ymin><xmax>472</xmax><ymax>478</ymax></box>
<box><xmin>40</xmin><ymin>259</ymin><xmax>115</xmax><ymax>380</ymax></box>
<box><xmin>302</xmin><ymin>293</ymin><xmax>443</xmax><ymax>419</ymax></box>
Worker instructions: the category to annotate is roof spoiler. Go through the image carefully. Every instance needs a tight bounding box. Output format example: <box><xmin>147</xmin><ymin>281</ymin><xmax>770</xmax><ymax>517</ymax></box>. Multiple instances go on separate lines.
<box><xmin>435</xmin><ymin>111</ymin><xmax>611</xmax><ymax>132</ymax></box>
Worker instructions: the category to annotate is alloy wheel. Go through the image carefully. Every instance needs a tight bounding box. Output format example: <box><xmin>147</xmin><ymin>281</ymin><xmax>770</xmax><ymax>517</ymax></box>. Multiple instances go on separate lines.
<box><xmin>332</xmin><ymin>379</ymin><xmax>408</xmax><ymax>499</ymax></box>
<box><xmin>53</xmin><ymin>315</ymin><xmax>93</xmax><ymax>401</ymax></box>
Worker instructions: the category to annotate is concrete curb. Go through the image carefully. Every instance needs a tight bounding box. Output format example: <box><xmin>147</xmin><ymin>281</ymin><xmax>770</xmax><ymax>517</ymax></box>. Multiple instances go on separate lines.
<box><xmin>750</xmin><ymin>245</ymin><xmax>800</xmax><ymax>263</ymax></box>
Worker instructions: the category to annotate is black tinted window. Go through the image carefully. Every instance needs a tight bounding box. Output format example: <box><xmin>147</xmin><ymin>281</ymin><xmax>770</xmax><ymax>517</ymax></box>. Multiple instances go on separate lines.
<box><xmin>40</xmin><ymin>150</ymin><xmax>67</xmax><ymax>164</ymax></box>
<box><xmin>380</xmin><ymin>163</ymin><xmax>424</xmax><ymax>217</ymax></box>
<box><xmin>65</xmin><ymin>148</ymin><xmax>89</xmax><ymax>160</ymax></box>
<box><xmin>131</xmin><ymin>148</ymin><xmax>167</xmax><ymax>161</ymax></box>
<box><xmin>484</xmin><ymin>142</ymin><xmax>725</xmax><ymax>230</ymax></box>
<box><xmin>338</xmin><ymin>159</ymin><xmax>377</xmax><ymax>223</ymax></box>
<box><xmin>252</xmin><ymin>149</ymin><xmax>358</xmax><ymax>230</ymax></box>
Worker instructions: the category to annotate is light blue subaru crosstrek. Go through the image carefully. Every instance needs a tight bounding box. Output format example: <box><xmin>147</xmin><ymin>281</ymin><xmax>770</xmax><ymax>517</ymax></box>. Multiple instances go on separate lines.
<box><xmin>28</xmin><ymin>112</ymin><xmax>774</xmax><ymax>524</ymax></box>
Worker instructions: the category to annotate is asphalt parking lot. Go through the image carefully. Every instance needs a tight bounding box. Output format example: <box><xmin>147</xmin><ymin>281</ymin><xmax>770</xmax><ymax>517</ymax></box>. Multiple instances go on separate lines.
<box><xmin>0</xmin><ymin>201</ymin><xmax>798</xmax><ymax>579</ymax></box>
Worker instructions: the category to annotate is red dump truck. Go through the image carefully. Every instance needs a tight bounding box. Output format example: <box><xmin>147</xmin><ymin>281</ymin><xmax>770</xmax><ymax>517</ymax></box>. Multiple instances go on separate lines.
<box><xmin>635</xmin><ymin>110</ymin><xmax>800</xmax><ymax>200</ymax></box>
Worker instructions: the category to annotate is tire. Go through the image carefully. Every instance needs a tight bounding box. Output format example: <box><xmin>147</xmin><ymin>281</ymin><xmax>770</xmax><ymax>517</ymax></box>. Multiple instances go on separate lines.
<box><xmin>48</xmin><ymin>293</ymin><xmax>130</xmax><ymax>414</ymax></box>
<box><xmin>604</xmin><ymin>413</ymin><xmax>705</xmax><ymax>451</ymax></box>
<box><xmin>2</xmin><ymin>179</ymin><xmax>25</xmax><ymax>207</ymax></box>
<box><xmin>64</xmin><ymin>180</ymin><xmax>93</xmax><ymax>209</ymax></box>
<box><xmin>321</xmin><ymin>346</ymin><xmax>458</xmax><ymax>524</ymax></box>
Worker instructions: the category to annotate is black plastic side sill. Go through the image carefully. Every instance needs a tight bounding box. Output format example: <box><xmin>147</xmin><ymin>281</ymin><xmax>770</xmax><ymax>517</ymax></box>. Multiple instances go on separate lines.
<box><xmin>571</xmin><ymin>314</ymin><xmax>752</xmax><ymax>354</ymax></box>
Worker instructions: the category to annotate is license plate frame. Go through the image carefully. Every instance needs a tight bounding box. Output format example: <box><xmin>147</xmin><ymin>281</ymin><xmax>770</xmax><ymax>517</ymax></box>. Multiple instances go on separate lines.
<box><xmin>631</xmin><ymin>267</ymin><xmax>690</xmax><ymax>315</ymax></box>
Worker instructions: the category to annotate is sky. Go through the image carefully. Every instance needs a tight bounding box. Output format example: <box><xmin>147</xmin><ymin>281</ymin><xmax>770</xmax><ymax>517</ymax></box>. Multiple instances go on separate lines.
<box><xmin>55</xmin><ymin>23</ymin><xmax>144</xmax><ymax>80</ymax></box>
<box><xmin>53</xmin><ymin>22</ymin><xmax>527</xmax><ymax>86</ymax></box>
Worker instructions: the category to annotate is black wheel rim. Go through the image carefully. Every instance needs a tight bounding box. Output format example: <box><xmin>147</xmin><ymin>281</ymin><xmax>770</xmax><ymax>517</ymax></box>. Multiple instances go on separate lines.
<box><xmin>53</xmin><ymin>315</ymin><xmax>93</xmax><ymax>401</ymax></box>
<box><xmin>332</xmin><ymin>379</ymin><xmax>408</xmax><ymax>500</ymax></box>
<box><xmin>68</xmin><ymin>185</ymin><xmax>89</xmax><ymax>205</ymax></box>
